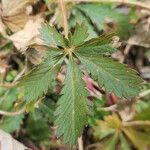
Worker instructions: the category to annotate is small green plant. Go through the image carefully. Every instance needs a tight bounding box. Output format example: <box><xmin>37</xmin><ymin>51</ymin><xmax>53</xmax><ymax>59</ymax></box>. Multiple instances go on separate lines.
<box><xmin>19</xmin><ymin>22</ymin><xmax>143</xmax><ymax>144</ymax></box>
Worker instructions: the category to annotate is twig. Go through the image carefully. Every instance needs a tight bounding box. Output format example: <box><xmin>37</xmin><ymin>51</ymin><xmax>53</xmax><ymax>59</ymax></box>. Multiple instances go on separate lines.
<box><xmin>78</xmin><ymin>136</ymin><xmax>84</xmax><ymax>150</ymax></box>
<box><xmin>0</xmin><ymin>57</ymin><xmax>27</xmax><ymax>89</ymax></box>
<box><xmin>138</xmin><ymin>89</ymin><xmax>150</xmax><ymax>99</ymax></box>
<box><xmin>0</xmin><ymin>83</ymin><xmax>17</xmax><ymax>88</ymax></box>
<box><xmin>58</xmin><ymin>0</ymin><xmax>69</xmax><ymax>38</ymax></box>
<box><xmin>64</xmin><ymin>0</ymin><xmax>150</xmax><ymax>11</ymax></box>
<box><xmin>97</xmin><ymin>104</ymin><xmax>117</xmax><ymax>112</ymax></box>
<box><xmin>0</xmin><ymin>107</ymin><xmax>25</xmax><ymax>116</ymax></box>
<box><xmin>123</xmin><ymin>121</ymin><xmax>150</xmax><ymax>126</ymax></box>
<box><xmin>85</xmin><ymin>143</ymin><xmax>101</xmax><ymax>150</ymax></box>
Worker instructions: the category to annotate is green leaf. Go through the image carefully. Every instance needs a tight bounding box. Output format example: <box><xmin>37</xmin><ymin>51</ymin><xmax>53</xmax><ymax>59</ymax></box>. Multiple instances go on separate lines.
<box><xmin>26</xmin><ymin>114</ymin><xmax>50</xmax><ymax>142</ymax></box>
<box><xmin>70</xmin><ymin>22</ymin><xmax>88</xmax><ymax>46</ymax></box>
<box><xmin>75</xmin><ymin>33</ymin><xmax>116</xmax><ymax>55</ymax></box>
<box><xmin>120</xmin><ymin>133</ymin><xmax>131</xmax><ymax>150</ymax></box>
<box><xmin>100</xmin><ymin>133</ymin><xmax>119</xmax><ymax>150</ymax></box>
<box><xmin>38</xmin><ymin>98</ymin><xmax>56</xmax><ymax>122</ymax></box>
<box><xmin>55</xmin><ymin>57</ymin><xmax>88</xmax><ymax>144</ymax></box>
<box><xmin>93</xmin><ymin>120</ymin><xmax>115</xmax><ymax>139</ymax></box>
<box><xmin>19</xmin><ymin>54</ymin><xmax>64</xmax><ymax>102</ymax></box>
<box><xmin>39</xmin><ymin>23</ymin><xmax>66</xmax><ymax>47</ymax></box>
<box><xmin>0</xmin><ymin>88</ymin><xmax>24</xmax><ymax>133</ymax></box>
<box><xmin>0</xmin><ymin>88</ymin><xmax>18</xmax><ymax>111</ymax></box>
<box><xmin>44</xmin><ymin>0</ymin><xmax>54</xmax><ymax>4</ymax></box>
<box><xmin>69</xmin><ymin>8</ymin><xmax>97</xmax><ymax>39</ymax></box>
<box><xmin>77</xmin><ymin>3</ymin><xmax>133</xmax><ymax>39</ymax></box>
<box><xmin>76</xmin><ymin>53</ymin><xmax>142</xmax><ymax>99</ymax></box>
<box><xmin>0</xmin><ymin>115</ymin><xmax>24</xmax><ymax>133</ymax></box>
<box><xmin>123</xmin><ymin>127</ymin><xmax>150</xmax><ymax>150</ymax></box>
<box><xmin>134</xmin><ymin>106</ymin><xmax>150</xmax><ymax>121</ymax></box>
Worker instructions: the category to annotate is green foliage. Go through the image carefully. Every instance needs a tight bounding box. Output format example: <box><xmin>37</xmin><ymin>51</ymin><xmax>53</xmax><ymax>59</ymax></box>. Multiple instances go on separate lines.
<box><xmin>6</xmin><ymin>70</ymin><xmax>17</xmax><ymax>82</ymax></box>
<box><xmin>100</xmin><ymin>133</ymin><xmax>119</xmax><ymax>150</ymax></box>
<box><xmin>93</xmin><ymin>113</ymin><xmax>150</xmax><ymax>150</ymax></box>
<box><xmin>26</xmin><ymin>98</ymin><xmax>58</xmax><ymax>146</ymax></box>
<box><xmin>20</xmin><ymin>22</ymin><xmax>143</xmax><ymax>144</ymax></box>
<box><xmin>39</xmin><ymin>23</ymin><xmax>66</xmax><ymax>47</ymax></box>
<box><xmin>55</xmin><ymin>58</ymin><xmax>88</xmax><ymax>144</ymax></box>
<box><xmin>0</xmin><ymin>115</ymin><xmax>24</xmax><ymax>133</ymax></box>
<box><xmin>120</xmin><ymin>133</ymin><xmax>130</xmax><ymax>150</ymax></box>
<box><xmin>77</xmin><ymin>3</ymin><xmax>133</xmax><ymax>39</ymax></box>
<box><xmin>0</xmin><ymin>88</ymin><xmax>18</xmax><ymax>110</ymax></box>
<box><xmin>69</xmin><ymin>22</ymin><xmax>88</xmax><ymax>46</ymax></box>
<box><xmin>19</xmin><ymin>52</ymin><xmax>64</xmax><ymax>102</ymax></box>
<box><xmin>134</xmin><ymin>105</ymin><xmax>150</xmax><ymax>121</ymax></box>
<box><xmin>88</xmin><ymin>98</ymin><xmax>109</xmax><ymax>126</ymax></box>
<box><xmin>75</xmin><ymin>33</ymin><xmax>116</xmax><ymax>55</ymax></box>
<box><xmin>76</xmin><ymin>53</ymin><xmax>142</xmax><ymax>99</ymax></box>
<box><xmin>0</xmin><ymin>88</ymin><xmax>24</xmax><ymax>133</ymax></box>
<box><xmin>38</xmin><ymin>98</ymin><xmax>56</xmax><ymax>122</ymax></box>
<box><xmin>26</xmin><ymin>113</ymin><xmax>50</xmax><ymax>142</ymax></box>
<box><xmin>44</xmin><ymin>0</ymin><xmax>54</xmax><ymax>5</ymax></box>
<box><xmin>69</xmin><ymin>8</ymin><xmax>97</xmax><ymax>39</ymax></box>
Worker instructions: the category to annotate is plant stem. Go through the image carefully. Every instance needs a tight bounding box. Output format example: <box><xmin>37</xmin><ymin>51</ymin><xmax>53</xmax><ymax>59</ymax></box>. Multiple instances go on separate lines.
<box><xmin>0</xmin><ymin>83</ymin><xmax>17</xmax><ymax>88</ymax></box>
<box><xmin>138</xmin><ymin>89</ymin><xmax>150</xmax><ymax>98</ymax></box>
<box><xmin>64</xmin><ymin>0</ymin><xmax>150</xmax><ymax>11</ymax></box>
<box><xmin>123</xmin><ymin>121</ymin><xmax>150</xmax><ymax>126</ymax></box>
<box><xmin>78</xmin><ymin>136</ymin><xmax>84</xmax><ymax>150</ymax></box>
<box><xmin>97</xmin><ymin>104</ymin><xmax>117</xmax><ymax>112</ymax></box>
<box><xmin>58</xmin><ymin>0</ymin><xmax>69</xmax><ymax>39</ymax></box>
<box><xmin>0</xmin><ymin>107</ymin><xmax>25</xmax><ymax>116</ymax></box>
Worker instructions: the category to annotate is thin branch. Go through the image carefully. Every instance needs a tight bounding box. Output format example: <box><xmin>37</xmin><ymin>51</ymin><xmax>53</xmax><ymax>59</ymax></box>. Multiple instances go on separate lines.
<box><xmin>85</xmin><ymin>143</ymin><xmax>101</xmax><ymax>150</ymax></box>
<box><xmin>138</xmin><ymin>89</ymin><xmax>150</xmax><ymax>99</ymax></box>
<box><xmin>64</xmin><ymin>0</ymin><xmax>150</xmax><ymax>11</ymax></box>
<box><xmin>58</xmin><ymin>0</ymin><xmax>69</xmax><ymax>38</ymax></box>
<box><xmin>0</xmin><ymin>107</ymin><xmax>25</xmax><ymax>116</ymax></box>
<box><xmin>97</xmin><ymin>104</ymin><xmax>117</xmax><ymax>112</ymax></box>
<box><xmin>0</xmin><ymin>83</ymin><xmax>18</xmax><ymax>88</ymax></box>
<box><xmin>78</xmin><ymin>136</ymin><xmax>84</xmax><ymax>150</ymax></box>
<box><xmin>123</xmin><ymin>121</ymin><xmax>150</xmax><ymax>126</ymax></box>
<box><xmin>0</xmin><ymin>57</ymin><xmax>27</xmax><ymax>89</ymax></box>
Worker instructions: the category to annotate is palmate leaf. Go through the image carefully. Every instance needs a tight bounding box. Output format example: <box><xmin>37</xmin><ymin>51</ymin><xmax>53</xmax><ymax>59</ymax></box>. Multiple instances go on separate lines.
<box><xmin>77</xmin><ymin>3</ymin><xmax>133</xmax><ymax>39</ymax></box>
<box><xmin>69</xmin><ymin>22</ymin><xmax>88</xmax><ymax>46</ymax></box>
<box><xmin>76</xmin><ymin>52</ymin><xmax>142</xmax><ymax>99</ymax></box>
<box><xmin>19</xmin><ymin>52</ymin><xmax>64</xmax><ymax>102</ymax></box>
<box><xmin>20</xmin><ymin>21</ymin><xmax>143</xmax><ymax>145</ymax></box>
<box><xmin>54</xmin><ymin>57</ymin><xmax>89</xmax><ymax>144</ymax></box>
<box><xmin>75</xmin><ymin>33</ymin><xmax>116</xmax><ymax>55</ymax></box>
<box><xmin>93</xmin><ymin>113</ymin><xmax>150</xmax><ymax>150</ymax></box>
<box><xmin>39</xmin><ymin>23</ymin><xmax>66</xmax><ymax>47</ymax></box>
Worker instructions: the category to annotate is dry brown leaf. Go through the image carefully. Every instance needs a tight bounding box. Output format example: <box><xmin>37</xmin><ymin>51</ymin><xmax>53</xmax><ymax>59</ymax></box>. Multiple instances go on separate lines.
<box><xmin>128</xmin><ymin>17</ymin><xmax>150</xmax><ymax>48</ymax></box>
<box><xmin>0</xmin><ymin>58</ymin><xmax>9</xmax><ymax>82</ymax></box>
<box><xmin>117</xmin><ymin>100</ymin><xmax>136</xmax><ymax>122</ymax></box>
<box><xmin>26</xmin><ymin>46</ymin><xmax>45</xmax><ymax>65</ymax></box>
<box><xmin>1</xmin><ymin>0</ymin><xmax>34</xmax><ymax>32</ymax></box>
<box><xmin>9</xmin><ymin>17</ymin><xmax>44</xmax><ymax>51</ymax></box>
<box><xmin>1</xmin><ymin>0</ymin><xmax>32</xmax><ymax>16</ymax></box>
<box><xmin>0</xmin><ymin>18</ymin><xmax>6</xmax><ymax>35</ymax></box>
<box><xmin>2</xmin><ymin>14</ymin><xmax>30</xmax><ymax>33</ymax></box>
